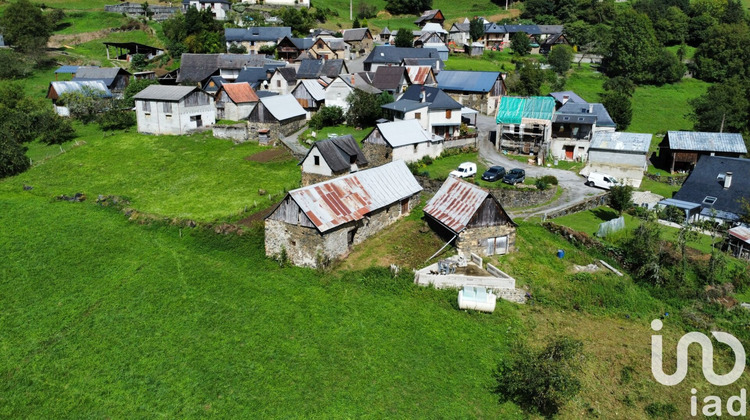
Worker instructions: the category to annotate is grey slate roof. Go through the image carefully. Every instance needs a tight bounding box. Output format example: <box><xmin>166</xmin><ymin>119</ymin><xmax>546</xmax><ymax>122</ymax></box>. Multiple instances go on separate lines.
<box><xmin>537</xmin><ymin>25</ymin><xmax>564</xmax><ymax>35</ymax></box>
<box><xmin>55</xmin><ymin>65</ymin><xmax>80</xmax><ymax>74</ymax></box>
<box><xmin>203</xmin><ymin>76</ymin><xmax>226</xmax><ymax>93</ymax></box>
<box><xmin>589</xmin><ymin>132</ymin><xmax>652</xmax><ymax>153</ymax></box>
<box><xmin>133</xmin><ymin>85</ymin><xmax>199</xmax><ymax>101</ymax></box>
<box><xmin>484</xmin><ymin>23</ymin><xmax>507</xmax><ymax>34</ymax></box>
<box><xmin>275</xmin><ymin>67</ymin><xmax>297</xmax><ymax>83</ymax></box>
<box><xmin>436</xmin><ymin>70</ymin><xmax>501</xmax><ymax>93</ymax></box>
<box><xmin>450</xmin><ymin>22</ymin><xmax>470</xmax><ymax>33</ymax></box>
<box><xmin>504</xmin><ymin>24</ymin><xmax>541</xmax><ymax>35</ymax></box>
<box><xmin>343</xmin><ymin>28</ymin><xmax>371</xmax><ymax>42</ymax></box>
<box><xmin>673</xmin><ymin>156</ymin><xmax>750</xmax><ymax>218</ymax></box>
<box><xmin>381</xmin><ymin>27</ymin><xmax>391</xmax><ymax>35</ymax></box>
<box><xmin>300</xmin><ymin>135</ymin><xmax>368</xmax><ymax>172</ymax></box>
<box><xmin>549</xmin><ymin>91</ymin><xmax>587</xmax><ymax>105</ymax></box>
<box><xmin>73</xmin><ymin>67</ymin><xmax>130</xmax><ymax>86</ymax></box>
<box><xmin>666</xmin><ymin>131</ymin><xmax>748</xmax><ymax>154</ymax></box>
<box><xmin>224</xmin><ymin>27</ymin><xmax>292</xmax><ymax>42</ymax></box>
<box><xmin>339</xmin><ymin>73</ymin><xmax>382</xmax><ymax>94</ymax></box>
<box><xmin>400</xmin><ymin>85</ymin><xmax>461</xmax><ymax>110</ymax></box>
<box><xmin>297</xmin><ymin>59</ymin><xmax>346</xmax><ymax>79</ymax></box>
<box><xmin>372</xmin><ymin>66</ymin><xmax>407</xmax><ymax>91</ymax></box>
<box><xmin>178</xmin><ymin>54</ymin><xmax>283</xmax><ymax>84</ymax></box>
<box><xmin>415</xmin><ymin>9</ymin><xmax>443</xmax><ymax>25</ymax></box>
<box><xmin>290</xmin><ymin>37</ymin><xmax>314</xmax><ymax>50</ymax></box>
<box><xmin>381</xmin><ymin>99</ymin><xmax>428</xmax><ymax>113</ymax></box>
<box><xmin>256</xmin><ymin>91</ymin><xmax>279</xmax><ymax>98</ymax></box>
<box><xmin>235</xmin><ymin>67</ymin><xmax>269</xmax><ymax>87</ymax></box>
<box><xmin>553</xmin><ymin>102</ymin><xmax>616</xmax><ymax>127</ymax></box>
<box><xmin>364</xmin><ymin>46</ymin><xmax>439</xmax><ymax>65</ymax></box>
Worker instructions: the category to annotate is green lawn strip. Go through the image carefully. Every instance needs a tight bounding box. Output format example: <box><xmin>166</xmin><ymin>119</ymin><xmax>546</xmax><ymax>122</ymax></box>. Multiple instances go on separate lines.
<box><xmin>299</xmin><ymin>124</ymin><xmax>372</xmax><ymax>147</ymax></box>
<box><xmin>4</xmin><ymin>125</ymin><xmax>300</xmax><ymax>222</ymax></box>
<box><xmin>444</xmin><ymin>51</ymin><xmax>517</xmax><ymax>72</ymax></box>
<box><xmin>0</xmin><ymin>191</ymin><xmax>525</xmax><ymax>418</ymax></box>
<box><xmin>638</xmin><ymin>176</ymin><xmax>680</xmax><ymax>198</ymax></box>
<box><xmin>54</xmin><ymin>11</ymin><xmax>127</xmax><ymax>34</ymax></box>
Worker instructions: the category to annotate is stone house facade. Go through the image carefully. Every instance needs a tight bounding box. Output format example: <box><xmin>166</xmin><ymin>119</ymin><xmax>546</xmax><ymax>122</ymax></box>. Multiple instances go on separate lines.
<box><xmin>424</xmin><ymin>177</ymin><xmax>517</xmax><ymax>257</ymax></box>
<box><xmin>362</xmin><ymin>120</ymin><xmax>444</xmax><ymax>166</ymax></box>
<box><xmin>265</xmin><ymin>161</ymin><xmax>422</xmax><ymax>268</ymax></box>
<box><xmin>247</xmin><ymin>94</ymin><xmax>307</xmax><ymax>139</ymax></box>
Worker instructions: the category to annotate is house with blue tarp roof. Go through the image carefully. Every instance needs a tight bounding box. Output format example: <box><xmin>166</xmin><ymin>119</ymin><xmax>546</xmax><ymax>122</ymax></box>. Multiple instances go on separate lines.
<box><xmin>494</xmin><ymin>96</ymin><xmax>555</xmax><ymax>157</ymax></box>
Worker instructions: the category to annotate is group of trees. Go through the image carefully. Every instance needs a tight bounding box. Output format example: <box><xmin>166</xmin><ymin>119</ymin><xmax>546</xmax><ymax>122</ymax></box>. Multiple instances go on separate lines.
<box><xmin>385</xmin><ymin>0</ymin><xmax>432</xmax><ymax>15</ymax></box>
<box><xmin>162</xmin><ymin>7</ymin><xmax>225</xmax><ymax>55</ymax></box>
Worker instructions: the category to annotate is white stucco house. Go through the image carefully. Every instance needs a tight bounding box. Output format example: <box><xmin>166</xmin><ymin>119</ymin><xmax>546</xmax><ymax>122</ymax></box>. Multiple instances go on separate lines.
<box><xmin>182</xmin><ymin>0</ymin><xmax>230</xmax><ymax>20</ymax></box>
<box><xmin>134</xmin><ymin>85</ymin><xmax>216</xmax><ymax>135</ymax></box>
<box><xmin>362</xmin><ymin>119</ymin><xmax>444</xmax><ymax>166</ymax></box>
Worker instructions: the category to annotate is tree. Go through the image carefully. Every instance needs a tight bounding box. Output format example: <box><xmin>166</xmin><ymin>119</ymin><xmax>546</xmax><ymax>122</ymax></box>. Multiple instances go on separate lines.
<box><xmin>510</xmin><ymin>32</ymin><xmax>531</xmax><ymax>56</ymax></box>
<box><xmin>652</xmin><ymin>6</ymin><xmax>689</xmax><ymax>46</ymax></box>
<box><xmin>346</xmin><ymin>91</ymin><xmax>393</xmax><ymax>128</ymax></box>
<box><xmin>602</xmin><ymin>10</ymin><xmax>663</xmax><ymax>83</ymax></box>
<box><xmin>123</xmin><ymin>79</ymin><xmax>160</xmax><ymax>108</ymax></box>
<box><xmin>602</xmin><ymin>76</ymin><xmax>635</xmax><ymax>96</ymax></box>
<box><xmin>394</xmin><ymin>28</ymin><xmax>413</xmax><ymax>47</ymax></box>
<box><xmin>352</xmin><ymin>18</ymin><xmax>361</xmax><ymax>29</ymax></box>
<box><xmin>494</xmin><ymin>337</ymin><xmax>584</xmax><ymax>417</ymax></box>
<box><xmin>510</xmin><ymin>61</ymin><xmax>545</xmax><ymax>96</ymax></box>
<box><xmin>228</xmin><ymin>44</ymin><xmax>247</xmax><ymax>54</ymax></box>
<box><xmin>130</xmin><ymin>54</ymin><xmax>148</xmax><ymax>71</ymax></box>
<box><xmin>0</xmin><ymin>0</ymin><xmax>53</xmax><ymax>55</ymax></box>
<box><xmin>601</xmin><ymin>91</ymin><xmax>632</xmax><ymax>130</ymax></box>
<box><xmin>721</xmin><ymin>0</ymin><xmax>745</xmax><ymax>24</ymax></box>
<box><xmin>689</xmin><ymin>78</ymin><xmax>750</xmax><ymax>133</ymax></box>
<box><xmin>548</xmin><ymin>44</ymin><xmax>573</xmax><ymax>74</ymax></box>
<box><xmin>608</xmin><ymin>185</ymin><xmax>633</xmax><ymax>215</ymax></box>
<box><xmin>309</xmin><ymin>106</ymin><xmax>345</xmax><ymax>130</ymax></box>
<box><xmin>59</xmin><ymin>87</ymin><xmax>111</xmax><ymax>124</ymax></box>
<box><xmin>623</xmin><ymin>216</ymin><xmax>664</xmax><ymax>285</ymax></box>
<box><xmin>0</xmin><ymin>50</ymin><xmax>32</xmax><ymax>80</ymax></box>
<box><xmin>384</xmin><ymin>0</ymin><xmax>431</xmax><ymax>15</ymax></box>
<box><xmin>469</xmin><ymin>17</ymin><xmax>485</xmax><ymax>42</ymax></box>
<box><xmin>0</xmin><ymin>138</ymin><xmax>29</xmax><ymax>178</ymax></box>
<box><xmin>693</xmin><ymin>24</ymin><xmax>750</xmax><ymax>82</ymax></box>
<box><xmin>649</xmin><ymin>49</ymin><xmax>685</xmax><ymax>85</ymax></box>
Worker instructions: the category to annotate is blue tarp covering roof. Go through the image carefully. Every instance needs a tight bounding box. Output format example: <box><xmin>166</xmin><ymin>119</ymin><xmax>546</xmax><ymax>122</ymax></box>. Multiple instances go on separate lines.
<box><xmin>436</xmin><ymin>70</ymin><xmax>501</xmax><ymax>93</ymax></box>
<box><xmin>496</xmin><ymin>96</ymin><xmax>556</xmax><ymax>124</ymax></box>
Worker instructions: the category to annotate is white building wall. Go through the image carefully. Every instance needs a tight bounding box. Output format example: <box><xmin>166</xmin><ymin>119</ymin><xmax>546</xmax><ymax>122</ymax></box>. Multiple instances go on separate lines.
<box><xmin>300</xmin><ymin>146</ymin><xmax>334</xmax><ymax>176</ymax></box>
<box><xmin>550</xmin><ymin>139</ymin><xmax>591</xmax><ymax>161</ymax></box>
<box><xmin>268</xmin><ymin>73</ymin><xmax>296</xmax><ymax>95</ymax></box>
<box><xmin>223</xmin><ymin>102</ymin><xmax>256</xmax><ymax>121</ymax></box>
<box><xmin>427</xmin><ymin>109</ymin><xmax>462</xmax><ymax>135</ymax></box>
<box><xmin>588</xmin><ymin>150</ymin><xmax>647</xmax><ymax>169</ymax></box>
<box><xmin>391</xmin><ymin>141</ymin><xmax>444</xmax><ymax>163</ymax></box>
<box><xmin>325</xmin><ymin>79</ymin><xmax>353</xmax><ymax>111</ymax></box>
<box><xmin>136</xmin><ymin>99</ymin><xmax>216</xmax><ymax>135</ymax></box>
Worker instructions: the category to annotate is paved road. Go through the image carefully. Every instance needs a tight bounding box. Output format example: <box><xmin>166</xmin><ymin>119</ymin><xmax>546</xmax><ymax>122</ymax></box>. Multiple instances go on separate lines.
<box><xmin>278</xmin><ymin>126</ymin><xmax>309</xmax><ymax>159</ymax></box>
<box><xmin>475</xmin><ymin>114</ymin><xmax>605</xmax><ymax>219</ymax></box>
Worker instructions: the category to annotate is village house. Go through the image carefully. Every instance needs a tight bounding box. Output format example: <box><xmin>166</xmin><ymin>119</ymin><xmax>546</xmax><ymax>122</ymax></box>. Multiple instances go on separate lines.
<box><xmin>504</xmin><ymin>24</ymin><xmax>542</xmax><ymax>48</ymax></box>
<box><xmin>435</xmin><ymin>70</ymin><xmax>506</xmax><ymax>115</ymax></box>
<box><xmin>247</xmin><ymin>94</ymin><xmax>307</xmax><ymax>140</ymax></box>
<box><xmin>133</xmin><ymin>85</ymin><xmax>215</xmax><ymax>135</ymax></box>
<box><xmin>291</xmin><ymin>79</ymin><xmax>326</xmax><ymax>116</ymax></box>
<box><xmin>264</xmin><ymin>160</ymin><xmax>422</xmax><ymax>268</ymax></box>
<box><xmin>549</xmin><ymin>91</ymin><xmax>587</xmax><ymax>109</ymax></box>
<box><xmin>424</xmin><ymin>176</ymin><xmax>517</xmax><ymax>257</ymax></box>
<box><xmin>296</xmin><ymin>58</ymin><xmax>348</xmax><ymax>79</ymax></box>
<box><xmin>495</xmin><ymin>96</ymin><xmax>556</xmax><ymax>157</ymax></box>
<box><xmin>224</xmin><ymin>27</ymin><xmax>292</xmax><ymax>54</ymax></box>
<box><xmin>402</xmin><ymin>57</ymin><xmax>444</xmax><ymax>74</ymax></box>
<box><xmin>362</xmin><ymin>119</ymin><xmax>444</xmax><ymax>166</ymax></box>
<box><xmin>660</xmin><ymin>156</ymin><xmax>750</xmax><ymax>224</ymax></box>
<box><xmin>415</xmin><ymin>23</ymin><xmax>448</xmax><ymax>44</ymax></box>
<box><xmin>449</xmin><ymin>18</ymin><xmax>471</xmax><ymax>47</ymax></box>
<box><xmin>234</xmin><ymin>66</ymin><xmax>273</xmax><ymax>89</ymax></box>
<box><xmin>214</xmin><ymin>82</ymin><xmax>258</xmax><ymax>121</ymax></box>
<box><xmin>47</xmin><ymin>80</ymin><xmax>112</xmax><ymax>117</ymax></box>
<box><xmin>414</xmin><ymin>9</ymin><xmax>445</xmax><ymax>28</ymax></box>
<box><xmin>308</xmin><ymin>37</ymin><xmax>349</xmax><ymax>60</ymax></box>
<box><xmin>176</xmin><ymin>53</ymin><xmax>285</xmax><ymax>86</ymax></box>
<box><xmin>72</xmin><ymin>66</ymin><xmax>131</xmax><ymax>97</ymax></box>
<box><xmin>342</xmin><ymin>28</ymin><xmax>374</xmax><ymax>57</ymax></box>
<box><xmin>658</xmin><ymin>131</ymin><xmax>748</xmax><ymax>173</ymax></box>
<box><xmin>202</xmin><ymin>76</ymin><xmax>226</xmax><ymax>96</ymax></box>
<box><xmin>363</xmin><ymin>46</ymin><xmax>440</xmax><ymax>71</ymax></box>
<box><xmin>298</xmin><ymin>135</ymin><xmax>368</xmax><ymax>186</ymax></box>
<box><xmin>539</xmin><ymin>33</ymin><xmax>570</xmax><ymax>54</ymax></box>
<box><xmin>382</xmin><ymin>85</ymin><xmax>462</xmax><ymax>138</ymax></box>
<box><xmin>267</xmin><ymin>67</ymin><xmax>297</xmax><ymax>95</ymax></box>
<box><xmin>371</xmin><ymin>66</ymin><xmax>411</xmax><ymax>95</ymax></box>
<box><xmin>324</xmin><ymin>73</ymin><xmax>382</xmax><ymax>111</ymax></box>
<box><xmin>182</xmin><ymin>0</ymin><xmax>230</xmax><ymax>20</ymax></box>
<box><xmin>482</xmin><ymin>23</ymin><xmax>507</xmax><ymax>49</ymax></box>
<box><xmin>582</xmin><ymin>132</ymin><xmax>652</xmax><ymax>188</ymax></box>
<box><xmin>550</xmin><ymin>101</ymin><xmax>616</xmax><ymax>162</ymax></box>
<box><xmin>536</xmin><ymin>25</ymin><xmax>564</xmax><ymax>42</ymax></box>
<box><xmin>276</xmin><ymin>36</ymin><xmax>314</xmax><ymax>62</ymax></box>
<box><xmin>379</xmin><ymin>27</ymin><xmax>391</xmax><ymax>43</ymax></box>
<box><xmin>405</xmin><ymin>65</ymin><xmax>437</xmax><ymax>87</ymax></box>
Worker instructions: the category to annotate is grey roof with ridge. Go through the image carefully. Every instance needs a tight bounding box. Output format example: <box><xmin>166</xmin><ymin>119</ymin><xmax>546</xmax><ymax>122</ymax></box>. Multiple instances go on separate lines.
<box><xmin>666</xmin><ymin>131</ymin><xmax>747</xmax><ymax>154</ymax></box>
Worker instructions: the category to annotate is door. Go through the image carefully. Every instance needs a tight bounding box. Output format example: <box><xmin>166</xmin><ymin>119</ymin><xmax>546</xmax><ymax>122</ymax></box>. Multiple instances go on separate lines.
<box><xmin>486</xmin><ymin>235</ymin><xmax>509</xmax><ymax>255</ymax></box>
<box><xmin>347</xmin><ymin>228</ymin><xmax>357</xmax><ymax>249</ymax></box>
<box><xmin>564</xmin><ymin>145</ymin><xmax>574</xmax><ymax>160</ymax></box>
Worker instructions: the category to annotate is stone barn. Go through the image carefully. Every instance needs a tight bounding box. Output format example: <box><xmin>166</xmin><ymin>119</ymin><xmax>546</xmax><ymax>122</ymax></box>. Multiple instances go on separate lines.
<box><xmin>298</xmin><ymin>135</ymin><xmax>368</xmax><ymax>186</ymax></box>
<box><xmin>265</xmin><ymin>160</ymin><xmax>422</xmax><ymax>268</ymax></box>
<box><xmin>424</xmin><ymin>177</ymin><xmax>517</xmax><ymax>257</ymax></box>
<box><xmin>247</xmin><ymin>94</ymin><xmax>307</xmax><ymax>140</ymax></box>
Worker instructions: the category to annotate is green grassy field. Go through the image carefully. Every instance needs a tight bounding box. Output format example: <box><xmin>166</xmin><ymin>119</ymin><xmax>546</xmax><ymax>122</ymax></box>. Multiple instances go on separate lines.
<box><xmin>54</xmin><ymin>11</ymin><xmax>128</xmax><ymax>34</ymax></box>
<box><xmin>4</xmin><ymin>125</ymin><xmax>300</xmax><ymax>222</ymax></box>
<box><xmin>299</xmin><ymin>124</ymin><xmax>372</xmax><ymax>146</ymax></box>
<box><xmin>445</xmin><ymin>50</ymin><xmax>517</xmax><ymax>72</ymax></box>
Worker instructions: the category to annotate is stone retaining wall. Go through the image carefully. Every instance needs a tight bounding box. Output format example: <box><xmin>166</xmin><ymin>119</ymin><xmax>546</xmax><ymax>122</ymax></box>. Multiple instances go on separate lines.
<box><xmin>544</xmin><ymin>194</ymin><xmax>608</xmax><ymax>220</ymax></box>
<box><xmin>212</xmin><ymin>124</ymin><xmax>250</xmax><ymax>143</ymax></box>
<box><xmin>443</xmin><ymin>137</ymin><xmax>478</xmax><ymax>150</ymax></box>
<box><xmin>489</xmin><ymin>185</ymin><xmax>556</xmax><ymax>209</ymax></box>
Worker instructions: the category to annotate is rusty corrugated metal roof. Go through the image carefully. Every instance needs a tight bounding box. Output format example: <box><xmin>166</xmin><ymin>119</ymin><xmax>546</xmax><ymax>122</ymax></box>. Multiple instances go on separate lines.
<box><xmin>289</xmin><ymin>160</ymin><xmax>422</xmax><ymax>233</ymax></box>
<box><xmin>729</xmin><ymin>226</ymin><xmax>750</xmax><ymax>243</ymax></box>
<box><xmin>423</xmin><ymin>177</ymin><xmax>489</xmax><ymax>234</ymax></box>
<box><xmin>220</xmin><ymin>82</ymin><xmax>259</xmax><ymax>104</ymax></box>
<box><xmin>405</xmin><ymin>66</ymin><xmax>432</xmax><ymax>85</ymax></box>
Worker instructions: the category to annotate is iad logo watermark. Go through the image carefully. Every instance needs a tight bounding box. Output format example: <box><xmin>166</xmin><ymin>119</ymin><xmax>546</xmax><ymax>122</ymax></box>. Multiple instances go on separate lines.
<box><xmin>651</xmin><ymin>319</ymin><xmax>747</xmax><ymax>416</ymax></box>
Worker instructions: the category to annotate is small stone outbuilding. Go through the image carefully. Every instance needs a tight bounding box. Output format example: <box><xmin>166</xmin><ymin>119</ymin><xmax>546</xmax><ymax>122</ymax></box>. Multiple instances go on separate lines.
<box><xmin>424</xmin><ymin>177</ymin><xmax>517</xmax><ymax>257</ymax></box>
<box><xmin>298</xmin><ymin>135</ymin><xmax>368</xmax><ymax>186</ymax></box>
<box><xmin>265</xmin><ymin>160</ymin><xmax>422</xmax><ymax>268</ymax></box>
<box><xmin>247</xmin><ymin>94</ymin><xmax>307</xmax><ymax>140</ymax></box>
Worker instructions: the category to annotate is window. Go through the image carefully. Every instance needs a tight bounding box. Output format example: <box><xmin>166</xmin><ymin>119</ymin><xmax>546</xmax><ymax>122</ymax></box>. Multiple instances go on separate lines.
<box><xmin>413</xmin><ymin>144</ymin><xmax>418</xmax><ymax>152</ymax></box>
<box><xmin>277</xmin><ymin>80</ymin><xmax>281</xmax><ymax>88</ymax></box>
<box><xmin>314</xmin><ymin>155</ymin><xmax>320</xmax><ymax>166</ymax></box>
<box><xmin>142</xmin><ymin>101</ymin><xmax>151</xmax><ymax>113</ymax></box>
<box><xmin>415</xmin><ymin>112</ymin><xmax>421</xmax><ymax>119</ymax></box>
<box><xmin>162</xmin><ymin>102</ymin><xmax>172</xmax><ymax>113</ymax></box>
<box><xmin>703</xmin><ymin>196</ymin><xmax>717</xmax><ymax>205</ymax></box>
<box><xmin>446</xmin><ymin>110</ymin><xmax>452</xmax><ymax>119</ymax></box>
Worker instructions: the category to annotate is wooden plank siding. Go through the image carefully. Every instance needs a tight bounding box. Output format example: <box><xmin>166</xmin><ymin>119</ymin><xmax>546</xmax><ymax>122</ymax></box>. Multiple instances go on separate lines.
<box><xmin>466</xmin><ymin>197</ymin><xmax>513</xmax><ymax>229</ymax></box>
<box><xmin>247</xmin><ymin>102</ymin><xmax>279</xmax><ymax>123</ymax></box>
<box><xmin>267</xmin><ymin>196</ymin><xmax>317</xmax><ymax>228</ymax></box>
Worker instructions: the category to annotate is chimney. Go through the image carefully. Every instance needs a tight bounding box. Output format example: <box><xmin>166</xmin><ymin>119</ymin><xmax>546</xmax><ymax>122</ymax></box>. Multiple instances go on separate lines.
<box><xmin>420</xmin><ymin>87</ymin><xmax>426</xmax><ymax>103</ymax></box>
<box><xmin>724</xmin><ymin>172</ymin><xmax>733</xmax><ymax>189</ymax></box>
<box><xmin>588</xmin><ymin>104</ymin><xmax>594</xmax><ymax>113</ymax></box>
<box><xmin>562</xmin><ymin>94</ymin><xmax>569</xmax><ymax>104</ymax></box>
<box><xmin>350</xmin><ymin>75</ymin><xmax>355</xmax><ymax>85</ymax></box>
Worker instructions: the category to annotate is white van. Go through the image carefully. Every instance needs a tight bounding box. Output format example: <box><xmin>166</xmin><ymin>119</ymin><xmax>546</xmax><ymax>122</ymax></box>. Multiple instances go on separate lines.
<box><xmin>586</xmin><ymin>172</ymin><xmax>620</xmax><ymax>189</ymax></box>
<box><xmin>450</xmin><ymin>162</ymin><xmax>477</xmax><ymax>178</ymax></box>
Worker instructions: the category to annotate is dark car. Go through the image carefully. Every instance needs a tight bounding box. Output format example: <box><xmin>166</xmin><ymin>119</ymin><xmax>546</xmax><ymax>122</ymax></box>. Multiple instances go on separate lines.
<box><xmin>502</xmin><ymin>168</ymin><xmax>526</xmax><ymax>185</ymax></box>
<box><xmin>481</xmin><ymin>166</ymin><xmax>506</xmax><ymax>182</ymax></box>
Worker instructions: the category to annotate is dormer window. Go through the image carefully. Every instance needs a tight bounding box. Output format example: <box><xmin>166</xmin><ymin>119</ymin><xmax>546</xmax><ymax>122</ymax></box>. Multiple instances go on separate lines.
<box><xmin>703</xmin><ymin>196</ymin><xmax>717</xmax><ymax>205</ymax></box>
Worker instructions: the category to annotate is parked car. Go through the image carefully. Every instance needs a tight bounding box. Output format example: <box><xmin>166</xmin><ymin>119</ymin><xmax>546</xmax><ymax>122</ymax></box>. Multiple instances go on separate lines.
<box><xmin>586</xmin><ymin>172</ymin><xmax>620</xmax><ymax>190</ymax></box>
<box><xmin>450</xmin><ymin>162</ymin><xmax>477</xmax><ymax>178</ymax></box>
<box><xmin>481</xmin><ymin>166</ymin><xmax>506</xmax><ymax>182</ymax></box>
<box><xmin>502</xmin><ymin>168</ymin><xmax>525</xmax><ymax>185</ymax></box>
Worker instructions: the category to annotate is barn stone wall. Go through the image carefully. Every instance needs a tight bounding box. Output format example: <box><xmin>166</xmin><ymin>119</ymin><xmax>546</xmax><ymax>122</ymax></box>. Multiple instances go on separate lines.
<box><xmin>457</xmin><ymin>224</ymin><xmax>517</xmax><ymax>258</ymax></box>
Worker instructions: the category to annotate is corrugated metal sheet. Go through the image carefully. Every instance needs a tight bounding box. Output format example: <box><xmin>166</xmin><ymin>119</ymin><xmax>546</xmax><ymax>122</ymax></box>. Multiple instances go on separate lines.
<box><xmin>49</xmin><ymin>81</ymin><xmax>112</xmax><ymax>98</ymax></box>
<box><xmin>299</xmin><ymin>79</ymin><xmax>326</xmax><ymax>101</ymax></box>
<box><xmin>729</xmin><ymin>226</ymin><xmax>750</xmax><ymax>243</ymax></box>
<box><xmin>133</xmin><ymin>85</ymin><xmax>197</xmax><ymax>101</ymax></box>
<box><xmin>667</xmin><ymin>131</ymin><xmax>747</xmax><ymax>154</ymax></box>
<box><xmin>73</xmin><ymin>67</ymin><xmax>127</xmax><ymax>86</ymax></box>
<box><xmin>589</xmin><ymin>132</ymin><xmax>652</xmax><ymax>153</ymax></box>
<box><xmin>423</xmin><ymin>177</ymin><xmax>489</xmax><ymax>233</ymax></box>
<box><xmin>221</xmin><ymin>82</ymin><xmax>259</xmax><ymax>104</ymax></box>
<box><xmin>288</xmin><ymin>160</ymin><xmax>422</xmax><ymax>233</ymax></box>
<box><xmin>375</xmin><ymin>120</ymin><xmax>442</xmax><ymax>147</ymax></box>
<box><xmin>405</xmin><ymin>66</ymin><xmax>432</xmax><ymax>85</ymax></box>
<box><xmin>436</xmin><ymin>70</ymin><xmax>501</xmax><ymax>93</ymax></box>
<box><xmin>259</xmin><ymin>94</ymin><xmax>306</xmax><ymax>121</ymax></box>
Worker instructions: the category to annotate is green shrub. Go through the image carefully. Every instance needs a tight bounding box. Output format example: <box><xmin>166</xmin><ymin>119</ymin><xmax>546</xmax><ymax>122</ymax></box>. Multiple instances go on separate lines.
<box><xmin>309</xmin><ymin>106</ymin><xmax>344</xmax><ymax>130</ymax></box>
<box><xmin>539</xmin><ymin>175</ymin><xmax>558</xmax><ymax>185</ymax></box>
<box><xmin>535</xmin><ymin>178</ymin><xmax>550</xmax><ymax>190</ymax></box>
<box><xmin>98</xmin><ymin>109</ymin><xmax>136</xmax><ymax>131</ymax></box>
<box><xmin>660</xmin><ymin>205</ymin><xmax>685</xmax><ymax>224</ymax></box>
